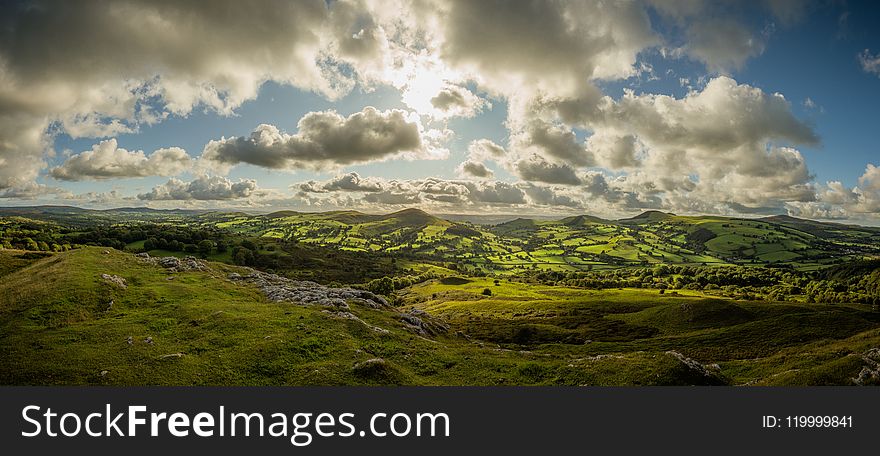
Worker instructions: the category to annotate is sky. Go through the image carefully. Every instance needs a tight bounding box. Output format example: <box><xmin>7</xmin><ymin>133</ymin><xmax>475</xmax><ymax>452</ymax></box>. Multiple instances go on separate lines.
<box><xmin>1</xmin><ymin>0</ymin><xmax>879</xmax><ymax>223</ymax></box>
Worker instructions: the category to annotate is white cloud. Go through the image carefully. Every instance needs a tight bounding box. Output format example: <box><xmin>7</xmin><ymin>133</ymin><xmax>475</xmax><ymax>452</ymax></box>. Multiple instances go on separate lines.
<box><xmin>585</xmin><ymin>132</ymin><xmax>642</xmax><ymax>169</ymax></box>
<box><xmin>138</xmin><ymin>175</ymin><xmax>262</xmax><ymax>201</ymax></box>
<box><xmin>50</xmin><ymin>139</ymin><xmax>190</xmax><ymax>181</ymax></box>
<box><xmin>0</xmin><ymin>0</ymin><xmax>856</xmax><ymax>221</ymax></box>
<box><xmin>429</xmin><ymin>84</ymin><xmax>489</xmax><ymax>118</ymax></box>
<box><xmin>683</xmin><ymin>19</ymin><xmax>765</xmax><ymax>73</ymax></box>
<box><xmin>201</xmin><ymin>107</ymin><xmax>445</xmax><ymax>173</ymax></box>
<box><xmin>456</xmin><ymin>160</ymin><xmax>494</xmax><ymax>178</ymax></box>
<box><xmin>514</xmin><ymin>156</ymin><xmax>583</xmax><ymax>186</ymax></box>
<box><xmin>467</xmin><ymin>139</ymin><xmax>506</xmax><ymax>161</ymax></box>
<box><xmin>297</xmin><ymin>172</ymin><xmax>387</xmax><ymax>193</ymax></box>
<box><xmin>859</xmin><ymin>49</ymin><xmax>880</xmax><ymax>77</ymax></box>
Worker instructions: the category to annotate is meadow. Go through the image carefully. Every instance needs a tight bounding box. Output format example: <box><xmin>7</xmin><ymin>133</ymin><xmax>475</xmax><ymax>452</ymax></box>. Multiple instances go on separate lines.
<box><xmin>1</xmin><ymin>206</ymin><xmax>879</xmax><ymax>386</ymax></box>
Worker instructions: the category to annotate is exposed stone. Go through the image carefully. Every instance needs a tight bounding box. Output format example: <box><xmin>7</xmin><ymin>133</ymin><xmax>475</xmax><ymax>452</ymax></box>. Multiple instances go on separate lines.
<box><xmin>126</xmin><ymin>336</ymin><xmax>133</xmax><ymax>345</ymax></box>
<box><xmin>144</xmin><ymin>337</ymin><xmax>154</xmax><ymax>345</ymax></box>
<box><xmin>853</xmin><ymin>347</ymin><xmax>880</xmax><ymax>385</ymax></box>
<box><xmin>135</xmin><ymin>252</ymin><xmax>150</xmax><ymax>258</ymax></box>
<box><xmin>397</xmin><ymin>307</ymin><xmax>448</xmax><ymax>336</ymax></box>
<box><xmin>666</xmin><ymin>350</ymin><xmax>723</xmax><ymax>384</ymax></box>
<box><xmin>228</xmin><ymin>267</ymin><xmax>389</xmax><ymax>309</ymax></box>
<box><xmin>321</xmin><ymin>309</ymin><xmax>390</xmax><ymax>334</ymax></box>
<box><xmin>143</xmin><ymin>255</ymin><xmax>209</xmax><ymax>273</ymax></box>
<box><xmin>101</xmin><ymin>273</ymin><xmax>127</xmax><ymax>288</ymax></box>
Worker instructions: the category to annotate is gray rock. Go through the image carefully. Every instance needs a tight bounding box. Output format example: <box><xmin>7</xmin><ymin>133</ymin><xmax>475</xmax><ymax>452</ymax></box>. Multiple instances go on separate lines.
<box><xmin>397</xmin><ymin>308</ymin><xmax>448</xmax><ymax>336</ymax></box>
<box><xmin>666</xmin><ymin>350</ymin><xmax>719</xmax><ymax>380</ymax></box>
<box><xmin>101</xmin><ymin>273</ymin><xmax>127</xmax><ymax>288</ymax></box>
<box><xmin>853</xmin><ymin>347</ymin><xmax>880</xmax><ymax>385</ymax></box>
<box><xmin>229</xmin><ymin>267</ymin><xmax>389</xmax><ymax>309</ymax></box>
<box><xmin>148</xmin><ymin>255</ymin><xmax>209</xmax><ymax>273</ymax></box>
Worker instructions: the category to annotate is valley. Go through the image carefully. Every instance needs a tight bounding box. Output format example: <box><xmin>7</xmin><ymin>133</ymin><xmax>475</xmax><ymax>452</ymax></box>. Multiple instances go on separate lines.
<box><xmin>1</xmin><ymin>206</ymin><xmax>879</xmax><ymax>386</ymax></box>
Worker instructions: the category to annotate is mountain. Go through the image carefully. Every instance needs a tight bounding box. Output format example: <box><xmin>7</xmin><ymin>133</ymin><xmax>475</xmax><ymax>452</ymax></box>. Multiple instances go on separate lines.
<box><xmin>617</xmin><ymin>210</ymin><xmax>674</xmax><ymax>224</ymax></box>
<box><xmin>4</xmin><ymin>205</ymin><xmax>880</xmax><ymax>272</ymax></box>
<box><xmin>560</xmin><ymin>214</ymin><xmax>611</xmax><ymax>226</ymax></box>
<box><xmin>382</xmin><ymin>208</ymin><xmax>444</xmax><ymax>226</ymax></box>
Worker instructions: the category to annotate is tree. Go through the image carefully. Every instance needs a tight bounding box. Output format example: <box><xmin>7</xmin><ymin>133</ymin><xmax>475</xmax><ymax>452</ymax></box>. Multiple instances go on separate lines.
<box><xmin>24</xmin><ymin>237</ymin><xmax>38</xmax><ymax>250</ymax></box>
<box><xmin>367</xmin><ymin>276</ymin><xmax>394</xmax><ymax>295</ymax></box>
<box><xmin>233</xmin><ymin>247</ymin><xmax>255</xmax><ymax>266</ymax></box>
<box><xmin>198</xmin><ymin>239</ymin><xmax>214</xmax><ymax>257</ymax></box>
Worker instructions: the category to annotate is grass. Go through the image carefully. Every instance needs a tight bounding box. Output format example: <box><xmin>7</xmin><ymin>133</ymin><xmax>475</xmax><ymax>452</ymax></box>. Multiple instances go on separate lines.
<box><xmin>0</xmin><ymin>248</ymin><xmax>740</xmax><ymax>385</ymax></box>
<box><xmin>6</xmin><ymin>248</ymin><xmax>878</xmax><ymax>385</ymax></box>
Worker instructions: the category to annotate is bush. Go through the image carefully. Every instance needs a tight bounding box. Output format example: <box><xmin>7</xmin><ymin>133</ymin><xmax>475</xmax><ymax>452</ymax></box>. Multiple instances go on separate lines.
<box><xmin>482</xmin><ymin>288</ymin><xmax>492</xmax><ymax>296</ymax></box>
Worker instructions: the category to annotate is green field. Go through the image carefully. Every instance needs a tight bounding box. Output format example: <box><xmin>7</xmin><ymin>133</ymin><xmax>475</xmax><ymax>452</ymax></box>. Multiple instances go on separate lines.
<box><xmin>1</xmin><ymin>206</ymin><xmax>880</xmax><ymax>386</ymax></box>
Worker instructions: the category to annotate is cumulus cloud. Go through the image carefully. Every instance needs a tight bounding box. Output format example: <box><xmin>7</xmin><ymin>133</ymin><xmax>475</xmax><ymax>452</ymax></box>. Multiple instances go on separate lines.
<box><xmin>429</xmin><ymin>85</ymin><xmax>489</xmax><ymax>118</ymax></box>
<box><xmin>137</xmin><ymin>175</ymin><xmax>261</xmax><ymax>201</ymax></box>
<box><xmin>520</xmin><ymin>183</ymin><xmax>582</xmax><ymax>208</ymax></box>
<box><xmin>0</xmin><ymin>0</ymin><xmax>343</xmax><ymax>191</ymax></box>
<box><xmin>297</xmin><ymin>172</ymin><xmax>387</xmax><ymax>193</ymax></box>
<box><xmin>561</xmin><ymin>76</ymin><xmax>822</xmax><ymax>212</ymax></box>
<box><xmin>518</xmin><ymin>121</ymin><xmax>595</xmax><ymax>167</ymax></box>
<box><xmin>683</xmin><ymin>19</ymin><xmax>765</xmax><ymax>73</ymax></box>
<box><xmin>456</xmin><ymin>160</ymin><xmax>494</xmax><ymax>178</ymax></box>
<box><xmin>467</xmin><ymin>139</ymin><xmax>506</xmax><ymax>161</ymax></box>
<box><xmin>201</xmin><ymin>107</ymin><xmax>444</xmax><ymax>173</ymax></box>
<box><xmin>50</xmin><ymin>139</ymin><xmax>190</xmax><ymax>181</ymax></box>
<box><xmin>514</xmin><ymin>156</ymin><xmax>582</xmax><ymax>186</ymax></box>
<box><xmin>802</xmin><ymin>164</ymin><xmax>880</xmax><ymax>219</ymax></box>
<box><xmin>649</xmin><ymin>0</ymin><xmax>810</xmax><ymax>73</ymax></box>
<box><xmin>585</xmin><ymin>132</ymin><xmax>642</xmax><ymax>169</ymax></box>
<box><xmin>292</xmin><ymin>175</ymin><xmax>529</xmax><ymax>208</ymax></box>
<box><xmin>859</xmin><ymin>49</ymin><xmax>880</xmax><ymax>77</ymax></box>
<box><xmin>440</xmin><ymin>0</ymin><xmax>657</xmax><ymax>94</ymax></box>
<box><xmin>0</xmin><ymin>0</ymin><xmax>855</xmax><ymax>220</ymax></box>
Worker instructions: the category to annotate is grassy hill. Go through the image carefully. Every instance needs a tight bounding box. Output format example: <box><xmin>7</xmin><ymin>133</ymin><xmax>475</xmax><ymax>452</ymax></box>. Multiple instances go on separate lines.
<box><xmin>197</xmin><ymin>208</ymin><xmax>880</xmax><ymax>273</ymax></box>
<box><xmin>2</xmin><ymin>247</ymin><xmax>880</xmax><ymax>385</ymax></box>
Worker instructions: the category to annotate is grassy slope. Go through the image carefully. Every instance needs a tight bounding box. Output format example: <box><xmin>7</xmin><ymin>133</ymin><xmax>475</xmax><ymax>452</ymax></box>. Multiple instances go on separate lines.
<box><xmin>2</xmin><ymin>248</ymin><xmax>879</xmax><ymax>386</ymax></box>
<box><xmin>0</xmin><ymin>248</ymin><xmax>731</xmax><ymax>386</ymax></box>
<box><xmin>399</xmin><ymin>277</ymin><xmax>880</xmax><ymax>385</ymax></box>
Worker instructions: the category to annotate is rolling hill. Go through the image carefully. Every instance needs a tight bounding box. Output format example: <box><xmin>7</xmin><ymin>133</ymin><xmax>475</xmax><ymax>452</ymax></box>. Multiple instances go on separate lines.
<box><xmin>2</xmin><ymin>246</ymin><xmax>880</xmax><ymax>385</ymax></box>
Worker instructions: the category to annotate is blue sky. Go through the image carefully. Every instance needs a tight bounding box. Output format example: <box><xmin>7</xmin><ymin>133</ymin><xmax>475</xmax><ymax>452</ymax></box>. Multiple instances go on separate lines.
<box><xmin>2</xmin><ymin>0</ymin><xmax>879</xmax><ymax>222</ymax></box>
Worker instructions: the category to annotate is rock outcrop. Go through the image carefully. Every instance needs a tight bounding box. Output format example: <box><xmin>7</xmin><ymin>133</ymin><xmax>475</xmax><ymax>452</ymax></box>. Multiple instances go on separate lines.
<box><xmin>100</xmin><ymin>273</ymin><xmax>127</xmax><ymax>288</ymax></box>
<box><xmin>227</xmin><ymin>268</ymin><xmax>389</xmax><ymax>310</ymax></box>
<box><xmin>139</xmin><ymin>254</ymin><xmax>209</xmax><ymax>272</ymax></box>
<box><xmin>853</xmin><ymin>347</ymin><xmax>880</xmax><ymax>385</ymax></box>
<box><xmin>398</xmin><ymin>307</ymin><xmax>448</xmax><ymax>336</ymax></box>
<box><xmin>666</xmin><ymin>350</ymin><xmax>723</xmax><ymax>383</ymax></box>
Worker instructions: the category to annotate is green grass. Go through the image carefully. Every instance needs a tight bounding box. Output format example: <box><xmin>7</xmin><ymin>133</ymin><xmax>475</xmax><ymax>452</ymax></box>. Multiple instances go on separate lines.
<box><xmin>0</xmin><ymin>248</ymin><xmax>740</xmax><ymax>385</ymax></box>
<box><xmin>7</xmin><ymin>248</ymin><xmax>878</xmax><ymax>385</ymax></box>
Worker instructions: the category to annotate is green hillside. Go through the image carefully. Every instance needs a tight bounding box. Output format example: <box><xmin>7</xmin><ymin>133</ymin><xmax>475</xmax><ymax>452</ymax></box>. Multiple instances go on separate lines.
<box><xmin>1</xmin><ymin>247</ymin><xmax>880</xmax><ymax>385</ymax></box>
<box><xmin>2</xmin><ymin>206</ymin><xmax>880</xmax><ymax>386</ymax></box>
